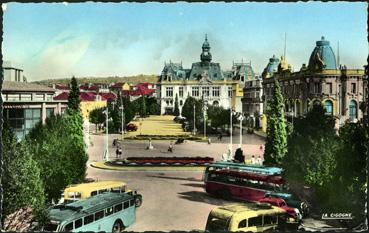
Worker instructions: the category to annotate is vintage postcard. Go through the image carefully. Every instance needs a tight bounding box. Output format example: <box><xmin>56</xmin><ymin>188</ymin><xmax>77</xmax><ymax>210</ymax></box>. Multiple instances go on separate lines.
<box><xmin>1</xmin><ymin>1</ymin><xmax>368</xmax><ymax>232</ymax></box>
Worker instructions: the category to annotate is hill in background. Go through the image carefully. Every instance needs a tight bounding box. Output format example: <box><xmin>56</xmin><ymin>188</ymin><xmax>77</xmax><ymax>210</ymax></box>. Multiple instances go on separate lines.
<box><xmin>33</xmin><ymin>74</ymin><xmax>159</xmax><ymax>86</ymax></box>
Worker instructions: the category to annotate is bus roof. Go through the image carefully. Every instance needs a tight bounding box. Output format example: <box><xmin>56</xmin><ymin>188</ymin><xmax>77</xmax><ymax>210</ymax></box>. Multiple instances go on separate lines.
<box><xmin>49</xmin><ymin>192</ymin><xmax>133</xmax><ymax>224</ymax></box>
<box><xmin>64</xmin><ymin>181</ymin><xmax>126</xmax><ymax>193</ymax></box>
<box><xmin>211</xmin><ymin>203</ymin><xmax>286</xmax><ymax>219</ymax></box>
<box><xmin>211</xmin><ymin>161</ymin><xmax>283</xmax><ymax>175</ymax></box>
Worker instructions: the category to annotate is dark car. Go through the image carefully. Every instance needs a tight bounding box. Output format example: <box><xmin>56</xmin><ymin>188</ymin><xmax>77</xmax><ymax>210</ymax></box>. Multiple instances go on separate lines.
<box><xmin>126</xmin><ymin>123</ymin><xmax>138</xmax><ymax>131</ymax></box>
<box><xmin>174</xmin><ymin>116</ymin><xmax>187</xmax><ymax>123</ymax></box>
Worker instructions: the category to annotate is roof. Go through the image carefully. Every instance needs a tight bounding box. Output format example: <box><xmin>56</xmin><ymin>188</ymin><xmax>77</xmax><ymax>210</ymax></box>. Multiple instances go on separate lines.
<box><xmin>53</xmin><ymin>91</ymin><xmax>117</xmax><ymax>102</ymax></box>
<box><xmin>55</xmin><ymin>84</ymin><xmax>70</xmax><ymax>90</ymax></box>
<box><xmin>308</xmin><ymin>36</ymin><xmax>337</xmax><ymax>70</ymax></box>
<box><xmin>211</xmin><ymin>161</ymin><xmax>284</xmax><ymax>175</ymax></box>
<box><xmin>111</xmin><ymin>82</ymin><xmax>128</xmax><ymax>88</ymax></box>
<box><xmin>48</xmin><ymin>192</ymin><xmax>134</xmax><ymax>224</ymax></box>
<box><xmin>262</xmin><ymin>55</ymin><xmax>280</xmax><ymax>79</ymax></box>
<box><xmin>210</xmin><ymin>203</ymin><xmax>285</xmax><ymax>219</ymax></box>
<box><xmin>2</xmin><ymin>81</ymin><xmax>55</xmax><ymax>93</ymax></box>
<box><xmin>64</xmin><ymin>181</ymin><xmax>126</xmax><ymax>196</ymax></box>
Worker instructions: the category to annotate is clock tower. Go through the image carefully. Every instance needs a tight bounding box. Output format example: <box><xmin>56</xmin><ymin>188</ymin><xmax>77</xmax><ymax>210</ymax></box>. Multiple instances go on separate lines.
<box><xmin>200</xmin><ymin>34</ymin><xmax>212</xmax><ymax>65</ymax></box>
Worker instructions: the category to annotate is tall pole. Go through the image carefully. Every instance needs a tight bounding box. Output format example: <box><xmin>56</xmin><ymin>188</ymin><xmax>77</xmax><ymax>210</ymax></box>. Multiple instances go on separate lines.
<box><xmin>105</xmin><ymin>107</ymin><xmax>109</xmax><ymax>161</ymax></box>
<box><xmin>240</xmin><ymin>104</ymin><xmax>243</xmax><ymax>147</ymax></box>
<box><xmin>120</xmin><ymin>92</ymin><xmax>124</xmax><ymax>141</ymax></box>
<box><xmin>193</xmin><ymin>105</ymin><xmax>196</xmax><ymax>135</ymax></box>
<box><xmin>203</xmin><ymin>103</ymin><xmax>206</xmax><ymax>138</ymax></box>
<box><xmin>230</xmin><ymin>107</ymin><xmax>233</xmax><ymax>155</ymax></box>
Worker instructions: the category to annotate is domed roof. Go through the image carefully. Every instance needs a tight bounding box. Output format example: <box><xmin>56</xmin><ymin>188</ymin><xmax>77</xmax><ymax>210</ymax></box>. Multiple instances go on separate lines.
<box><xmin>262</xmin><ymin>55</ymin><xmax>280</xmax><ymax>78</ymax></box>
<box><xmin>308</xmin><ymin>36</ymin><xmax>337</xmax><ymax>70</ymax></box>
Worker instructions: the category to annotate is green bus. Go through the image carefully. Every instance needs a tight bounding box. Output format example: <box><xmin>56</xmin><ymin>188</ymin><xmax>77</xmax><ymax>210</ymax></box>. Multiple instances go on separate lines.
<box><xmin>45</xmin><ymin>192</ymin><xmax>138</xmax><ymax>232</ymax></box>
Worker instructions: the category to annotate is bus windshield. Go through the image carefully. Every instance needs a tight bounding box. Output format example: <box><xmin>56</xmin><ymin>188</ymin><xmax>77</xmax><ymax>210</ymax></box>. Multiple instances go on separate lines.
<box><xmin>206</xmin><ymin>216</ymin><xmax>230</xmax><ymax>231</ymax></box>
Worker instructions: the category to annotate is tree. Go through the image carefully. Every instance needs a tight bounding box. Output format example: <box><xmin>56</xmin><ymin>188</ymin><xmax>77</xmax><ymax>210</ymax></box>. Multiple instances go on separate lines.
<box><xmin>68</xmin><ymin>76</ymin><xmax>80</xmax><ymax>111</ymax></box>
<box><xmin>89</xmin><ymin>108</ymin><xmax>106</xmax><ymax>132</ymax></box>
<box><xmin>207</xmin><ymin>105</ymin><xmax>228</xmax><ymax>130</ymax></box>
<box><xmin>173</xmin><ymin>94</ymin><xmax>180</xmax><ymax>116</ymax></box>
<box><xmin>140</xmin><ymin>96</ymin><xmax>147</xmax><ymax>117</ymax></box>
<box><xmin>264</xmin><ymin>78</ymin><xmax>288</xmax><ymax>166</ymax></box>
<box><xmin>1</xmin><ymin>124</ymin><xmax>46</xmax><ymax>224</ymax></box>
<box><xmin>182</xmin><ymin>97</ymin><xmax>203</xmax><ymax>130</ymax></box>
<box><xmin>146</xmin><ymin>97</ymin><xmax>160</xmax><ymax>115</ymax></box>
<box><xmin>26</xmin><ymin>113</ymin><xmax>88</xmax><ymax>202</ymax></box>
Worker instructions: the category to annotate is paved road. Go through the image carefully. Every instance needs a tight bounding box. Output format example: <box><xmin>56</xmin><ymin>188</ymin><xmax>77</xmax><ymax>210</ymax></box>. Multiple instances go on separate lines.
<box><xmin>86</xmin><ymin>126</ymin><xmax>266</xmax><ymax>231</ymax></box>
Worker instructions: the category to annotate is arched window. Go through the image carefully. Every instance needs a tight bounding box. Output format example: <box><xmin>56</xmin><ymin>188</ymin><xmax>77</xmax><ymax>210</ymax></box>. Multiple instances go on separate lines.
<box><xmin>213</xmin><ymin>101</ymin><xmax>219</xmax><ymax>107</ymax></box>
<box><xmin>349</xmin><ymin>100</ymin><xmax>357</xmax><ymax>120</ymax></box>
<box><xmin>323</xmin><ymin>100</ymin><xmax>333</xmax><ymax>115</ymax></box>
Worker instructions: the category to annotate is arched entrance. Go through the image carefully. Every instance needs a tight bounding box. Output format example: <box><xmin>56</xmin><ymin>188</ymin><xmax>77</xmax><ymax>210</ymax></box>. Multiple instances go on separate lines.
<box><xmin>349</xmin><ymin>100</ymin><xmax>357</xmax><ymax>120</ymax></box>
<box><xmin>323</xmin><ymin>100</ymin><xmax>333</xmax><ymax>115</ymax></box>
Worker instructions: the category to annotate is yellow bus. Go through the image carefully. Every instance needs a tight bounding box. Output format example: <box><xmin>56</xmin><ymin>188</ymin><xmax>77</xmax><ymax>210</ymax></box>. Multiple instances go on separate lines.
<box><xmin>62</xmin><ymin>181</ymin><xmax>142</xmax><ymax>207</ymax></box>
<box><xmin>205</xmin><ymin>202</ymin><xmax>299</xmax><ymax>232</ymax></box>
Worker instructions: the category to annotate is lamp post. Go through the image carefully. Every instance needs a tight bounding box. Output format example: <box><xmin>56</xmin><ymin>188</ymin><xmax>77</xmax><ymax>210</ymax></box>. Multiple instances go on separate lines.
<box><xmin>203</xmin><ymin>101</ymin><xmax>207</xmax><ymax>138</ymax></box>
<box><xmin>120</xmin><ymin>93</ymin><xmax>125</xmax><ymax>141</ymax></box>
<box><xmin>193</xmin><ymin>105</ymin><xmax>196</xmax><ymax>135</ymax></box>
<box><xmin>230</xmin><ymin>107</ymin><xmax>233</xmax><ymax>156</ymax></box>
<box><xmin>104</xmin><ymin>106</ymin><xmax>109</xmax><ymax>161</ymax></box>
<box><xmin>239</xmin><ymin>114</ymin><xmax>244</xmax><ymax>148</ymax></box>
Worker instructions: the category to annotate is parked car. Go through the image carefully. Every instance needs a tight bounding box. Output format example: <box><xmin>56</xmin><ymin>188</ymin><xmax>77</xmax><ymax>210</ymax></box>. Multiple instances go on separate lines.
<box><xmin>264</xmin><ymin>192</ymin><xmax>309</xmax><ymax>217</ymax></box>
<box><xmin>258</xmin><ymin>197</ymin><xmax>302</xmax><ymax>221</ymax></box>
<box><xmin>174</xmin><ymin>116</ymin><xmax>187</xmax><ymax>123</ymax></box>
<box><xmin>126</xmin><ymin>123</ymin><xmax>138</xmax><ymax>131</ymax></box>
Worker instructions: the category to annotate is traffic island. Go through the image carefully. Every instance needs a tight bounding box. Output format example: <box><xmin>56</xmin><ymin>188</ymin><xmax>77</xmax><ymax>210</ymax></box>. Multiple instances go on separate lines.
<box><xmin>90</xmin><ymin>160</ymin><xmax>208</xmax><ymax>171</ymax></box>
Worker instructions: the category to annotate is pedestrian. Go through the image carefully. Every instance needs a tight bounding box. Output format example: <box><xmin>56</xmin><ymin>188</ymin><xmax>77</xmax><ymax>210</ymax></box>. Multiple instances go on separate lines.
<box><xmin>256</xmin><ymin>156</ymin><xmax>262</xmax><ymax>165</ymax></box>
<box><xmin>260</xmin><ymin>145</ymin><xmax>263</xmax><ymax>151</ymax></box>
<box><xmin>207</xmin><ymin>137</ymin><xmax>211</xmax><ymax>145</ymax></box>
<box><xmin>116</xmin><ymin>147</ymin><xmax>120</xmax><ymax>158</ymax></box>
<box><xmin>168</xmin><ymin>141</ymin><xmax>174</xmax><ymax>153</ymax></box>
<box><xmin>234</xmin><ymin>147</ymin><xmax>245</xmax><ymax>163</ymax></box>
<box><xmin>251</xmin><ymin>155</ymin><xmax>256</xmax><ymax>164</ymax></box>
<box><xmin>219</xmin><ymin>134</ymin><xmax>223</xmax><ymax>141</ymax></box>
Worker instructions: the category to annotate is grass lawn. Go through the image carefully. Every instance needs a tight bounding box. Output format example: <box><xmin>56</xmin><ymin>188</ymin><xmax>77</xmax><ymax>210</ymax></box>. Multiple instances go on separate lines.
<box><xmin>126</xmin><ymin>115</ymin><xmax>191</xmax><ymax>137</ymax></box>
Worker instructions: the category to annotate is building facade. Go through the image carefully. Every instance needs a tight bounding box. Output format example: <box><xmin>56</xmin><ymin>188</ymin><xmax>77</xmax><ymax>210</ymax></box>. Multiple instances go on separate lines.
<box><xmin>262</xmin><ymin>37</ymin><xmax>367</xmax><ymax>129</ymax></box>
<box><xmin>3</xmin><ymin>61</ymin><xmax>26</xmax><ymax>82</ymax></box>
<box><xmin>2</xmin><ymin>81</ymin><xmax>67</xmax><ymax>139</ymax></box>
<box><xmin>157</xmin><ymin>35</ymin><xmax>252</xmax><ymax>115</ymax></box>
<box><xmin>241</xmin><ymin>76</ymin><xmax>263</xmax><ymax>128</ymax></box>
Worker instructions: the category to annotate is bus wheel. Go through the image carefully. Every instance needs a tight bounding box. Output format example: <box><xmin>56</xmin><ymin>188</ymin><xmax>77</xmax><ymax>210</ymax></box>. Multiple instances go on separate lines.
<box><xmin>135</xmin><ymin>196</ymin><xmax>143</xmax><ymax>207</ymax></box>
<box><xmin>112</xmin><ymin>220</ymin><xmax>125</xmax><ymax>233</ymax></box>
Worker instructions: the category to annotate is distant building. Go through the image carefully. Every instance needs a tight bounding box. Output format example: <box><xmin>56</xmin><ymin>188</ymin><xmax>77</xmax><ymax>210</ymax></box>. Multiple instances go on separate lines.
<box><xmin>241</xmin><ymin>75</ymin><xmax>264</xmax><ymax>128</ymax></box>
<box><xmin>110</xmin><ymin>82</ymin><xmax>131</xmax><ymax>94</ymax></box>
<box><xmin>2</xmin><ymin>81</ymin><xmax>67</xmax><ymax>140</ymax></box>
<box><xmin>157</xmin><ymin>35</ymin><xmax>250</xmax><ymax>115</ymax></box>
<box><xmin>262</xmin><ymin>36</ymin><xmax>367</xmax><ymax>130</ymax></box>
<box><xmin>3</xmin><ymin>61</ymin><xmax>27</xmax><ymax>82</ymax></box>
<box><xmin>53</xmin><ymin>91</ymin><xmax>117</xmax><ymax>119</ymax></box>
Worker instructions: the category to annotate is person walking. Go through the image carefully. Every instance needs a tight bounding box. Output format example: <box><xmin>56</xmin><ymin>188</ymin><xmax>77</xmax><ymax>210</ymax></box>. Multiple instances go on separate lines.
<box><xmin>168</xmin><ymin>141</ymin><xmax>174</xmax><ymax>153</ymax></box>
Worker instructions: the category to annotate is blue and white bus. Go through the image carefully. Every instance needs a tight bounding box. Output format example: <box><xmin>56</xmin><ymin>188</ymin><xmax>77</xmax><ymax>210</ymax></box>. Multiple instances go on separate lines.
<box><xmin>45</xmin><ymin>192</ymin><xmax>138</xmax><ymax>232</ymax></box>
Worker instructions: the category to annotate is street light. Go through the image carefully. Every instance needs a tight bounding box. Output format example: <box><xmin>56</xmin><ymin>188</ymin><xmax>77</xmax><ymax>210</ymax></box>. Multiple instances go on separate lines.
<box><xmin>203</xmin><ymin>100</ymin><xmax>208</xmax><ymax>138</ymax></box>
<box><xmin>119</xmin><ymin>93</ymin><xmax>125</xmax><ymax>141</ymax></box>
<box><xmin>193</xmin><ymin>105</ymin><xmax>196</xmax><ymax>135</ymax></box>
<box><xmin>103</xmin><ymin>106</ymin><xmax>109</xmax><ymax>161</ymax></box>
<box><xmin>239</xmin><ymin>113</ymin><xmax>244</xmax><ymax>148</ymax></box>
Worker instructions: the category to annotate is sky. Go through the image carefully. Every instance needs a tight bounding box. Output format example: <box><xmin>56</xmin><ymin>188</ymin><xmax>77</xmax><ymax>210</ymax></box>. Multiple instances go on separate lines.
<box><xmin>2</xmin><ymin>2</ymin><xmax>368</xmax><ymax>81</ymax></box>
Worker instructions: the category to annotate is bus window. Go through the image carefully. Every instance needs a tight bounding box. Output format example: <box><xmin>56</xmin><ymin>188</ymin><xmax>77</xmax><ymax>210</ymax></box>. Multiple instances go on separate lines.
<box><xmin>238</xmin><ymin>219</ymin><xmax>247</xmax><ymax>228</ymax></box>
<box><xmin>114</xmin><ymin>203</ymin><xmax>123</xmax><ymax>212</ymax></box>
<box><xmin>64</xmin><ymin>222</ymin><xmax>73</xmax><ymax>231</ymax></box>
<box><xmin>75</xmin><ymin>219</ymin><xmax>82</xmax><ymax>229</ymax></box>
<box><xmin>84</xmin><ymin>214</ymin><xmax>94</xmax><ymax>225</ymax></box>
<box><xmin>129</xmin><ymin>199</ymin><xmax>135</xmax><ymax>207</ymax></box>
<box><xmin>98</xmin><ymin>189</ymin><xmax>108</xmax><ymax>194</ymax></box>
<box><xmin>91</xmin><ymin>191</ymin><xmax>98</xmax><ymax>196</ymax></box>
<box><xmin>264</xmin><ymin>215</ymin><xmax>277</xmax><ymax>225</ymax></box>
<box><xmin>95</xmin><ymin>210</ymin><xmax>104</xmax><ymax>221</ymax></box>
<box><xmin>124</xmin><ymin>201</ymin><xmax>129</xmax><ymax>209</ymax></box>
<box><xmin>105</xmin><ymin>207</ymin><xmax>113</xmax><ymax>216</ymax></box>
<box><xmin>112</xmin><ymin>187</ymin><xmax>121</xmax><ymax>193</ymax></box>
<box><xmin>248</xmin><ymin>216</ymin><xmax>262</xmax><ymax>227</ymax></box>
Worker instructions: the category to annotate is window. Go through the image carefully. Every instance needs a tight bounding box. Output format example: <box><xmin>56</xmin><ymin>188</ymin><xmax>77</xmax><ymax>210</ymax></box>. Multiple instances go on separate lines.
<box><xmin>324</xmin><ymin>100</ymin><xmax>333</xmax><ymax>115</ymax></box>
<box><xmin>84</xmin><ymin>215</ymin><xmax>94</xmax><ymax>225</ymax></box>
<box><xmin>326</xmin><ymin>83</ymin><xmax>332</xmax><ymax>94</ymax></box>
<box><xmin>351</xmin><ymin>83</ymin><xmax>356</xmax><ymax>94</ymax></box>
<box><xmin>34</xmin><ymin>94</ymin><xmax>45</xmax><ymax>101</ymax></box>
<box><xmin>179</xmin><ymin>87</ymin><xmax>183</xmax><ymax>97</ymax></box>
<box><xmin>166</xmin><ymin>87</ymin><xmax>173</xmax><ymax>97</ymax></box>
<box><xmin>65</xmin><ymin>222</ymin><xmax>73</xmax><ymax>231</ymax></box>
<box><xmin>46</xmin><ymin>108</ymin><xmax>54</xmax><ymax>118</ymax></box>
<box><xmin>314</xmin><ymin>82</ymin><xmax>320</xmax><ymax>93</ymax></box>
<box><xmin>264</xmin><ymin>215</ymin><xmax>277</xmax><ymax>225</ymax></box>
<box><xmin>238</xmin><ymin>219</ymin><xmax>247</xmax><ymax>228</ymax></box>
<box><xmin>192</xmin><ymin>86</ymin><xmax>199</xmax><ymax>97</ymax></box>
<box><xmin>248</xmin><ymin>216</ymin><xmax>262</xmax><ymax>227</ymax></box>
<box><xmin>124</xmin><ymin>201</ymin><xmax>130</xmax><ymax>209</ymax></box>
<box><xmin>95</xmin><ymin>211</ymin><xmax>104</xmax><ymax>221</ymax></box>
<box><xmin>180</xmin><ymin>100</ymin><xmax>183</xmax><ymax>106</ymax></box>
<box><xmin>349</xmin><ymin>100</ymin><xmax>357</xmax><ymax>120</ymax></box>
<box><xmin>105</xmin><ymin>207</ymin><xmax>113</xmax><ymax>216</ymax></box>
<box><xmin>75</xmin><ymin>219</ymin><xmax>82</xmax><ymax>229</ymax></box>
<box><xmin>212</xmin><ymin>86</ymin><xmax>220</xmax><ymax>97</ymax></box>
<box><xmin>202</xmin><ymin>86</ymin><xmax>210</xmax><ymax>97</ymax></box>
<box><xmin>130</xmin><ymin>199</ymin><xmax>135</xmax><ymax>206</ymax></box>
<box><xmin>228</xmin><ymin>86</ymin><xmax>233</xmax><ymax>97</ymax></box>
<box><xmin>114</xmin><ymin>203</ymin><xmax>123</xmax><ymax>212</ymax></box>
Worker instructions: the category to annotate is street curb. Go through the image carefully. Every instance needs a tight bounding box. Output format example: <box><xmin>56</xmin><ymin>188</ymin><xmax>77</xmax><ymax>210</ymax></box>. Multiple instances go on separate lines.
<box><xmin>90</xmin><ymin>161</ymin><xmax>207</xmax><ymax>171</ymax></box>
<box><xmin>253</xmin><ymin>130</ymin><xmax>267</xmax><ymax>138</ymax></box>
